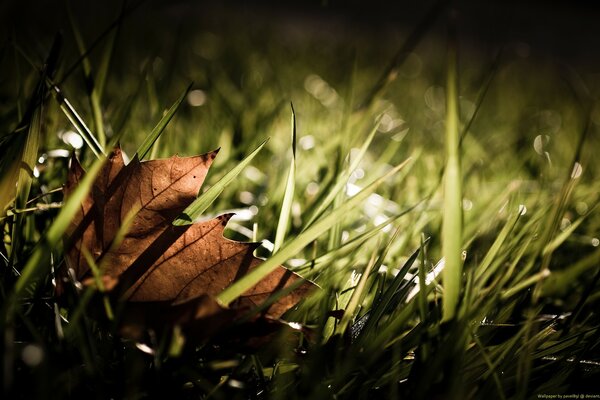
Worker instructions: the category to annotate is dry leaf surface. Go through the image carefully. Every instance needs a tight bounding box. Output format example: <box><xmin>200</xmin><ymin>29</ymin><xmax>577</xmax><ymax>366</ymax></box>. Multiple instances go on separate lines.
<box><xmin>57</xmin><ymin>148</ymin><xmax>313</xmax><ymax>339</ymax></box>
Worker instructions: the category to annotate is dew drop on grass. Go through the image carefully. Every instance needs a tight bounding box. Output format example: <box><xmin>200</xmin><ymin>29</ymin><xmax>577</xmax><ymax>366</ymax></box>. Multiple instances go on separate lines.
<box><xmin>533</xmin><ymin>134</ymin><xmax>550</xmax><ymax>155</ymax></box>
<box><xmin>61</xmin><ymin>130</ymin><xmax>84</xmax><ymax>149</ymax></box>
<box><xmin>560</xmin><ymin>218</ymin><xmax>571</xmax><ymax>231</ymax></box>
<box><xmin>571</xmin><ymin>162</ymin><xmax>583</xmax><ymax>179</ymax></box>
<box><xmin>518</xmin><ymin>204</ymin><xmax>527</xmax><ymax>215</ymax></box>
<box><xmin>462</xmin><ymin>198</ymin><xmax>473</xmax><ymax>211</ymax></box>
<box><xmin>592</xmin><ymin>238</ymin><xmax>599</xmax><ymax>247</ymax></box>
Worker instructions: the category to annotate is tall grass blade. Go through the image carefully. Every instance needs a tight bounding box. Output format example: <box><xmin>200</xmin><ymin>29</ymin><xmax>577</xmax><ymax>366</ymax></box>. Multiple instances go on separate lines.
<box><xmin>305</xmin><ymin>118</ymin><xmax>380</xmax><ymax>228</ymax></box>
<box><xmin>173</xmin><ymin>139</ymin><xmax>268</xmax><ymax>225</ymax></box>
<box><xmin>66</xmin><ymin>0</ymin><xmax>106</xmax><ymax>147</ymax></box>
<box><xmin>8</xmin><ymin>154</ymin><xmax>105</xmax><ymax>306</ymax></box>
<box><xmin>336</xmin><ymin>251</ymin><xmax>377</xmax><ymax>335</ymax></box>
<box><xmin>217</xmin><ymin>157</ymin><xmax>411</xmax><ymax>307</ymax></box>
<box><xmin>51</xmin><ymin>84</ymin><xmax>105</xmax><ymax>158</ymax></box>
<box><xmin>136</xmin><ymin>83</ymin><xmax>192</xmax><ymax>160</ymax></box>
<box><xmin>356</xmin><ymin>0</ymin><xmax>445</xmax><ymax>111</ymax></box>
<box><xmin>441</xmin><ymin>23</ymin><xmax>463</xmax><ymax>322</ymax></box>
<box><xmin>273</xmin><ymin>103</ymin><xmax>297</xmax><ymax>253</ymax></box>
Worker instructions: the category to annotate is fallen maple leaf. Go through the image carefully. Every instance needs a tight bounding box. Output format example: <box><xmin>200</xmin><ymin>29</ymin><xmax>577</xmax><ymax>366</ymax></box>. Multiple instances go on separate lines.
<box><xmin>57</xmin><ymin>147</ymin><xmax>314</xmax><ymax>340</ymax></box>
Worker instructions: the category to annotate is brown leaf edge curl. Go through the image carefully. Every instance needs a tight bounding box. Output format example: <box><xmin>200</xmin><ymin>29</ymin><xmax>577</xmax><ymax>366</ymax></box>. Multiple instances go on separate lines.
<box><xmin>57</xmin><ymin>147</ymin><xmax>315</xmax><ymax>343</ymax></box>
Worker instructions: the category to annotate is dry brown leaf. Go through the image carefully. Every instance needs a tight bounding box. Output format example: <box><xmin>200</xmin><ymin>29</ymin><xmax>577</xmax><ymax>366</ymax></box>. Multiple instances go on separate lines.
<box><xmin>57</xmin><ymin>147</ymin><xmax>314</xmax><ymax>340</ymax></box>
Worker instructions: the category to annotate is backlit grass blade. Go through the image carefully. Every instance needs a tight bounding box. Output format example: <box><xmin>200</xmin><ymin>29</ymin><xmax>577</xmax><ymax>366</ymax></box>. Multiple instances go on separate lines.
<box><xmin>273</xmin><ymin>103</ymin><xmax>297</xmax><ymax>253</ymax></box>
<box><xmin>51</xmin><ymin>84</ymin><xmax>105</xmax><ymax>158</ymax></box>
<box><xmin>95</xmin><ymin>2</ymin><xmax>125</xmax><ymax>102</ymax></box>
<box><xmin>136</xmin><ymin>83</ymin><xmax>192</xmax><ymax>160</ymax></box>
<box><xmin>66</xmin><ymin>0</ymin><xmax>106</xmax><ymax>147</ymax></box>
<box><xmin>441</xmin><ymin>25</ymin><xmax>463</xmax><ymax>322</ymax></box>
<box><xmin>8</xmin><ymin>154</ymin><xmax>105</xmax><ymax>305</ymax></box>
<box><xmin>305</xmin><ymin>118</ymin><xmax>380</xmax><ymax>228</ymax></box>
<box><xmin>542</xmin><ymin>208</ymin><xmax>590</xmax><ymax>256</ymax></box>
<box><xmin>8</xmin><ymin>36</ymin><xmax>61</xmax><ymax>263</ymax></box>
<box><xmin>217</xmin><ymin>157</ymin><xmax>411</xmax><ymax>306</ymax></box>
<box><xmin>356</xmin><ymin>0</ymin><xmax>444</xmax><ymax>111</ymax></box>
<box><xmin>474</xmin><ymin>210</ymin><xmax>522</xmax><ymax>287</ymax></box>
<box><xmin>336</xmin><ymin>251</ymin><xmax>378</xmax><ymax>335</ymax></box>
<box><xmin>173</xmin><ymin>139</ymin><xmax>269</xmax><ymax>225</ymax></box>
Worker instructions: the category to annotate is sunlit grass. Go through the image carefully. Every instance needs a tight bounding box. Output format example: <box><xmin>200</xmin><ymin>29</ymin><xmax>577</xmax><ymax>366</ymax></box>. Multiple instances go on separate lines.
<box><xmin>1</xmin><ymin>3</ymin><xmax>599</xmax><ymax>399</ymax></box>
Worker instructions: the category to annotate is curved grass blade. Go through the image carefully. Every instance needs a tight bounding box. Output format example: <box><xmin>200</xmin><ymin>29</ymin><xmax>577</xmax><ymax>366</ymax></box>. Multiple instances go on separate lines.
<box><xmin>173</xmin><ymin>139</ymin><xmax>269</xmax><ymax>225</ymax></box>
<box><xmin>8</xmin><ymin>154</ymin><xmax>106</xmax><ymax>306</ymax></box>
<box><xmin>66</xmin><ymin>0</ymin><xmax>106</xmax><ymax>147</ymax></box>
<box><xmin>273</xmin><ymin>103</ymin><xmax>297</xmax><ymax>253</ymax></box>
<box><xmin>305</xmin><ymin>117</ymin><xmax>380</xmax><ymax>228</ymax></box>
<box><xmin>136</xmin><ymin>83</ymin><xmax>193</xmax><ymax>160</ymax></box>
<box><xmin>217</xmin><ymin>157</ymin><xmax>411</xmax><ymax>307</ymax></box>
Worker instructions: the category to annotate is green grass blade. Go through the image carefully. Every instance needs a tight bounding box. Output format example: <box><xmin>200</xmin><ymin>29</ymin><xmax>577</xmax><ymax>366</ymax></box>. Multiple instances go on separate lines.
<box><xmin>173</xmin><ymin>139</ymin><xmax>269</xmax><ymax>225</ymax></box>
<box><xmin>273</xmin><ymin>103</ymin><xmax>297</xmax><ymax>253</ymax></box>
<box><xmin>51</xmin><ymin>84</ymin><xmax>105</xmax><ymax>158</ymax></box>
<box><xmin>66</xmin><ymin>0</ymin><xmax>106</xmax><ymax>147</ymax></box>
<box><xmin>305</xmin><ymin>118</ymin><xmax>380</xmax><ymax>228</ymax></box>
<box><xmin>441</xmin><ymin>28</ymin><xmax>463</xmax><ymax>322</ymax></box>
<box><xmin>336</xmin><ymin>251</ymin><xmax>377</xmax><ymax>335</ymax></box>
<box><xmin>9</xmin><ymin>154</ymin><xmax>105</xmax><ymax>305</ymax></box>
<box><xmin>136</xmin><ymin>83</ymin><xmax>192</xmax><ymax>160</ymax></box>
<box><xmin>217</xmin><ymin>157</ymin><xmax>411</xmax><ymax>306</ymax></box>
<box><xmin>542</xmin><ymin>212</ymin><xmax>587</xmax><ymax>256</ymax></box>
<box><xmin>474</xmin><ymin>210</ymin><xmax>522</xmax><ymax>287</ymax></box>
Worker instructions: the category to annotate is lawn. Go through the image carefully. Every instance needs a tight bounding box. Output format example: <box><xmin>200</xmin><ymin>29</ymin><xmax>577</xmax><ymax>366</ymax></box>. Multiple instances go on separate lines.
<box><xmin>1</xmin><ymin>1</ymin><xmax>600</xmax><ymax>399</ymax></box>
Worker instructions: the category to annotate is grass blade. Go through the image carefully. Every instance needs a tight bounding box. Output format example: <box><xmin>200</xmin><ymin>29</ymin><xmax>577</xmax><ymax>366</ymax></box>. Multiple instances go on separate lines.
<box><xmin>441</xmin><ymin>24</ymin><xmax>463</xmax><ymax>322</ymax></box>
<box><xmin>273</xmin><ymin>103</ymin><xmax>297</xmax><ymax>253</ymax></box>
<box><xmin>66</xmin><ymin>0</ymin><xmax>106</xmax><ymax>147</ymax></box>
<box><xmin>217</xmin><ymin>157</ymin><xmax>411</xmax><ymax>307</ymax></box>
<box><xmin>8</xmin><ymin>154</ymin><xmax>105</xmax><ymax>305</ymax></box>
<box><xmin>173</xmin><ymin>139</ymin><xmax>269</xmax><ymax>225</ymax></box>
<box><xmin>51</xmin><ymin>84</ymin><xmax>105</xmax><ymax>158</ymax></box>
<box><xmin>305</xmin><ymin>118</ymin><xmax>380</xmax><ymax>228</ymax></box>
<box><xmin>136</xmin><ymin>83</ymin><xmax>192</xmax><ymax>160</ymax></box>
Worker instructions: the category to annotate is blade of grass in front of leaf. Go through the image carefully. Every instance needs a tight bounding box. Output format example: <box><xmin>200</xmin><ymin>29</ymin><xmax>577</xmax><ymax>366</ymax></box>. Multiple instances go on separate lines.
<box><xmin>217</xmin><ymin>157</ymin><xmax>411</xmax><ymax>306</ymax></box>
<box><xmin>441</xmin><ymin>27</ymin><xmax>463</xmax><ymax>322</ymax></box>
<box><xmin>82</xmin><ymin>248</ymin><xmax>114</xmax><ymax>320</ymax></box>
<box><xmin>76</xmin><ymin>207</ymin><xmax>136</xmax><ymax>323</ymax></box>
<box><xmin>173</xmin><ymin>139</ymin><xmax>269</xmax><ymax>225</ymax></box>
<box><xmin>304</xmin><ymin>118</ymin><xmax>380</xmax><ymax>228</ymax></box>
<box><xmin>273</xmin><ymin>103</ymin><xmax>297</xmax><ymax>253</ymax></box>
<box><xmin>9</xmin><ymin>154</ymin><xmax>105</xmax><ymax>304</ymax></box>
<box><xmin>136</xmin><ymin>83</ymin><xmax>192</xmax><ymax>160</ymax></box>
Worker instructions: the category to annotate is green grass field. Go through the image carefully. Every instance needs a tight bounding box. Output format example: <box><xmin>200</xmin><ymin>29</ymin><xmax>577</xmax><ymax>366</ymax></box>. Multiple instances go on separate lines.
<box><xmin>1</xmin><ymin>1</ymin><xmax>600</xmax><ymax>398</ymax></box>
